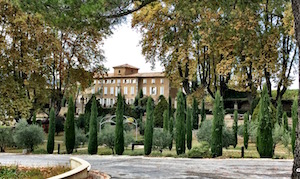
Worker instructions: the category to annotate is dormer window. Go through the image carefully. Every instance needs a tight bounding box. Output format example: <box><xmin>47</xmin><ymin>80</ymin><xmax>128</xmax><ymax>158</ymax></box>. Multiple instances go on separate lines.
<box><xmin>118</xmin><ymin>70</ymin><xmax>121</xmax><ymax>74</ymax></box>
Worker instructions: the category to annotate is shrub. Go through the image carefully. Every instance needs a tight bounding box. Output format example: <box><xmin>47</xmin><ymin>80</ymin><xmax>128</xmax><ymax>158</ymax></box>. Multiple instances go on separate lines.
<box><xmin>75</xmin><ymin>114</ymin><xmax>85</xmax><ymax>130</ymax></box>
<box><xmin>0</xmin><ymin>127</ymin><xmax>14</xmax><ymax>152</ymax></box>
<box><xmin>47</xmin><ymin>108</ymin><xmax>55</xmax><ymax>154</ymax></box>
<box><xmin>237</xmin><ymin>124</ymin><xmax>244</xmax><ymax>137</ymax></box>
<box><xmin>200</xmin><ymin>99</ymin><xmax>206</xmax><ymax>128</ymax></box>
<box><xmin>153</xmin><ymin>95</ymin><xmax>168</xmax><ymax>128</ymax></box>
<box><xmin>124</xmin><ymin>132</ymin><xmax>134</xmax><ymax>149</ymax></box>
<box><xmin>144</xmin><ymin>96</ymin><xmax>154</xmax><ymax>155</ymax></box>
<box><xmin>75</xmin><ymin>127</ymin><xmax>87</xmax><ymax>149</ymax></box>
<box><xmin>176</xmin><ymin>90</ymin><xmax>186</xmax><ymax>155</ymax></box>
<box><xmin>115</xmin><ymin>93</ymin><xmax>124</xmax><ymax>155</ymax></box>
<box><xmin>187</xmin><ymin>142</ymin><xmax>211</xmax><ymax>158</ymax></box>
<box><xmin>65</xmin><ymin>96</ymin><xmax>75</xmax><ymax>154</ymax></box>
<box><xmin>14</xmin><ymin>120</ymin><xmax>44</xmax><ymax>152</ymax></box>
<box><xmin>55</xmin><ymin>116</ymin><xmax>64</xmax><ymax>135</ymax></box>
<box><xmin>99</xmin><ymin>125</ymin><xmax>115</xmax><ymax>154</ymax></box>
<box><xmin>88</xmin><ymin>97</ymin><xmax>98</xmax><ymax>155</ymax></box>
<box><xmin>152</xmin><ymin>128</ymin><xmax>171</xmax><ymax>152</ymax></box>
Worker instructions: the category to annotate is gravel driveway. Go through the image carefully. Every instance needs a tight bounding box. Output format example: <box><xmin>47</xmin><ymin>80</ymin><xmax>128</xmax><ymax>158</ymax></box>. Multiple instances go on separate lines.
<box><xmin>0</xmin><ymin>154</ymin><xmax>293</xmax><ymax>178</ymax></box>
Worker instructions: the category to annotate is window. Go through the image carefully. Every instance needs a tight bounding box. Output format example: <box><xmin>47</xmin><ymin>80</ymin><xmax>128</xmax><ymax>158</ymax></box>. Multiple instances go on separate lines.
<box><xmin>151</xmin><ymin>79</ymin><xmax>155</xmax><ymax>84</ymax></box>
<box><xmin>131</xmin><ymin>87</ymin><xmax>134</xmax><ymax>95</ymax></box>
<box><xmin>115</xmin><ymin>87</ymin><xmax>118</xmax><ymax>96</ymax></box>
<box><xmin>104</xmin><ymin>87</ymin><xmax>108</xmax><ymax>95</ymax></box>
<box><xmin>94</xmin><ymin>80</ymin><xmax>97</xmax><ymax>84</ymax></box>
<box><xmin>160</xmin><ymin>86</ymin><xmax>164</xmax><ymax>95</ymax></box>
<box><xmin>143</xmin><ymin>87</ymin><xmax>147</xmax><ymax>95</ymax></box>
<box><xmin>132</xmin><ymin>79</ymin><xmax>136</xmax><ymax>84</ymax></box>
<box><xmin>143</xmin><ymin>79</ymin><xmax>147</xmax><ymax>84</ymax></box>
<box><xmin>118</xmin><ymin>70</ymin><xmax>120</xmax><ymax>74</ymax></box>
<box><xmin>124</xmin><ymin>87</ymin><xmax>128</xmax><ymax>95</ymax></box>
<box><xmin>104</xmin><ymin>99</ymin><xmax>107</xmax><ymax>107</ymax></box>
<box><xmin>111</xmin><ymin>99</ymin><xmax>113</xmax><ymax>106</ymax></box>
<box><xmin>160</xmin><ymin>79</ymin><xmax>164</xmax><ymax>84</ymax></box>
<box><xmin>112</xmin><ymin>79</ymin><xmax>115</xmax><ymax>84</ymax></box>
<box><xmin>110</xmin><ymin>87</ymin><xmax>114</xmax><ymax>95</ymax></box>
<box><xmin>98</xmin><ymin>87</ymin><xmax>101</xmax><ymax>93</ymax></box>
<box><xmin>117</xmin><ymin>79</ymin><xmax>121</xmax><ymax>84</ymax></box>
<box><xmin>123</xmin><ymin>79</ymin><xmax>126</xmax><ymax>84</ymax></box>
<box><xmin>150</xmin><ymin>87</ymin><xmax>157</xmax><ymax>95</ymax></box>
<box><xmin>98</xmin><ymin>80</ymin><xmax>101</xmax><ymax>84</ymax></box>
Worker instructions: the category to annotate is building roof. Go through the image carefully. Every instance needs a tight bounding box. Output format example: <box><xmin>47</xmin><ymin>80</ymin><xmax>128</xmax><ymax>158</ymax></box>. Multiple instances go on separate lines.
<box><xmin>94</xmin><ymin>72</ymin><xmax>165</xmax><ymax>78</ymax></box>
<box><xmin>113</xmin><ymin>64</ymin><xmax>139</xmax><ymax>69</ymax></box>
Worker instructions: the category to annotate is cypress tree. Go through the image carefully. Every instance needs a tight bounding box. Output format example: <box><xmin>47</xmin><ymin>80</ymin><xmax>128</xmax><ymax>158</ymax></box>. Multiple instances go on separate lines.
<box><xmin>257</xmin><ymin>84</ymin><xmax>273</xmax><ymax>158</ymax></box>
<box><xmin>283</xmin><ymin>112</ymin><xmax>289</xmax><ymax>132</ymax></box>
<box><xmin>47</xmin><ymin>107</ymin><xmax>55</xmax><ymax>154</ymax></box>
<box><xmin>176</xmin><ymin>90</ymin><xmax>186</xmax><ymax>155</ymax></box>
<box><xmin>115</xmin><ymin>93</ymin><xmax>124</xmax><ymax>155</ymax></box>
<box><xmin>88</xmin><ymin>97</ymin><xmax>98</xmax><ymax>154</ymax></box>
<box><xmin>200</xmin><ymin>99</ymin><xmax>206</xmax><ymax>128</ymax></box>
<box><xmin>186</xmin><ymin>107</ymin><xmax>192</xmax><ymax>150</ymax></box>
<box><xmin>32</xmin><ymin>112</ymin><xmax>37</xmax><ymax>124</ymax></box>
<box><xmin>144</xmin><ymin>96</ymin><xmax>154</xmax><ymax>155</ymax></box>
<box><xmin>244</xmin><ymin>112</ymin><xmax>249</xmax><ymax>149</ymax></box>
<box><xmin>233</xmin><ymin>110</ymin><xmax>238</xmax><ymax>148</ymax></box>
<box><xmin>211</xmin><ymin>90</ymin><xmax>224</xmax><ymax>157</ymax></box>
<box><xmin>168</xmin><ymin>117</ymin><xmax>174</xmax><ymax>150</ymax></box>
<box><xmin>192</xmin><ymin>97</ymin><xmax>199</xmax><ymax>129</ymax></box>
<box><xmin>65</xmin><ymin>96</ymin><xmax>75</xmax><ymax>154</ymax></box>
<box><xmin>163</xmin><ymin>110</ymin><xmax>169</xmax><ymax>132</ymax></box>
<box><xmin>292</xmin><ymin>98</ymin><xmax>298</xmax><ymax>153</ymax></box>
<box><xmin>276</xmin><ymin>98</ymin><xmax>283</xmax><ymax>125</ymax></box>
<box><xmin>84</xmin><ymin>112</ymin><xmax>90</xmax><ymax>134</ymax></box>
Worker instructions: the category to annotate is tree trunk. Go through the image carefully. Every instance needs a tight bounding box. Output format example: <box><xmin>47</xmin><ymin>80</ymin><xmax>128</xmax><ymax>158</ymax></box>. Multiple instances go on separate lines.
<box><xmin>291</xmin><ymin>0</ymin><xmax>300</xmax><ymax>177</ymax></box>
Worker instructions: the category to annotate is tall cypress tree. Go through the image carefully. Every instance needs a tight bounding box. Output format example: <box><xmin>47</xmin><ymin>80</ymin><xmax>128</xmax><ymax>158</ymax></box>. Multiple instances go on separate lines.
<box><xmin>292</xmin><ymin>98</ymin><xmax>298</xmax><ymax>153</ymax></box>
<box><xmin>257</xmin><ymin>84</ymin><xmax>273</xmax><ymax>158</ymax></box>
<box><xmin>168</xmin><ymin>97</ymin><xmax>173</xmax><ymax>150</ymax></box>
<box><xmin>233</xmin><ymin>110</ymin><xmax>238</xmax><ymax>148</ymax></box>
<box><xmin>186</xmin><ymin>107</ymin><xmax>192</xmax><ymax>150</ymax></box>
<box><xmin>115</xmin><ymin>93</ymin><xmax>124</xmax><ymax>155</ymax></box>
<box><xmin>244</xmin><ymin>112</ymin><xmax>249</xmax><ymax>149</ymax></box>
<box><xmin>88</xmin><ymin>97</ymin><xmax>98</xmax><ymax>154</ymax></box>
<box><xmin>163</xmin><ymin>110</ymin><xmax>169</xmax><ymax>132</ymax></box>
<box><xmin>176</xmin><ymin>90</ymin><xmax>185</xmax><ymax>155</ymax></box>
<box><xmin>65</xmin><ymin>96</ymin><xmax>75</xmax><ymax>154</ymax></box>
<box><xmin>200</xmin><ymin>99</ymin><xmax>206</xmax><ymax>128</ymax></box>
<box><xmin>276</xmin><ymin>98</ymin><xmax>283</xmax><ymax>126</ymax></box>
<box><xmin>283</xmin><ymin>112</ymin><xmax>289</xmax><ymax>132</ymax></box>
<box><xmin>144</xmin><ymin>96</ymin><xmax>154</xmax><ymax>155</ymax></box>
<box><xmin>47</xmin><ymin>107</ymin><xmax>55</xmax><ymax>154</ymax></box>
<box><xmin>192</xmin><ymin>97</ymin><xmax>199</xmax><ymax>129</ymax></box>
<box><xmin>211</xmin><ymin>91</ymin><xmax>224</xmax><ymax>157</ymax></box>
<box><xmin>32</xmin><ymin>112</ymin><xmax>37</xmax><ymax>124</ymax></box>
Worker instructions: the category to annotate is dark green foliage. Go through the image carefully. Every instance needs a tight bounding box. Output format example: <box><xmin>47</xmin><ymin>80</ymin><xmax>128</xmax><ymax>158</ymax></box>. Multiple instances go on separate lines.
<box><xmin>88</xmin><ymin>97</ymin><xmax>98</xmax><ymax>155</ymax></box>
<box><xmin>138</xmin><ymin>114</ymin><xmax>145</xmax><ymax>135</ymax></box>
<box><xmin>192</xmin><ymin>97</ymin><xmax>199</xmax><ymax>129</ymax></box>
<box><xmin>187</xmin><ymin>142</ymin><xmax>211</xmax><ymax>158</ymax></box>
<box><xmin>65</xmin><ymin>96</ymin><xmax>75</xmax><ymax>154</ymax></box>
<box><xmin>283</xmin><ymin>112</ymin><xmax>288</xmax><ymax>132</ymax></box>
<box><xmin>200</xmin><ymin>99</ymin><xmax>206</xmax><ymax>128</ymax></box>
<box><xmin>186</xmin><ymin>108</ymin><xmax>192</xmax><ymax>150</ymax></box>
<box><xmin>84</xmin><ymin>95</ymin><xmax>102</xmax><ymax>116</ymax></box>
<box><xmin>139</xmin><ymin>89</ymin><xmax>143</xmax><ymax>99</ymax></box>
<box><xmin>211</xmin><ymin>91</ymin><xmax>224</xmax><ymax>157</ymax></box>
<box><xmin>76</xmin><ymin>114</ymin><xmax>85</xmax><ymax>130</ymax></box>
<box><xmin>233</xmin><ymin>110</ymin><xmax>238</xmax><ymax>148</ymax></box>
<box><xmin>250</xmin><ymin>97</ymin><xmax>260</xmax><ymax>115</ymax></box>
<box><xmin>276</xmin><ymin>98</ymin><xmax>283</xmax><ymax>125</ymax></box>
<box><xmin>144</xmin><ymin>96</ymin><xmax>154</xmax><ymax>155</ymax></box>
<box><xmin>55</xmin><ymin>116</ymin><xmax>64</xmax><ymax>135</ymax></box>
<box><xmin>14</xmin><ymin>120</ymin><xmax>44</xmax><ymax>152</ymax></box>
<box><xmin>163</xmin><ymin>110</ymin><xmax>169</xmax><ymax>132</ymax></box>
<box><xmin>244</xmin><ymin>112</ymin><xmax>249</xmax><ymax>149</ymax></box>
<box><xmin>115</xmin><ymin>93</ymin><xmax>124</xmax><ymax>155</ymax></box>
<box><xmin>0</xmin><ymin>127</ymin><xmax>14</xmax><ymax>152</ymax></box>
<box><xmin>84</xmin><ymin>112</ymin><xmax>90</xmax><ymax>134</ymax></box>
<box><xmin>168</xmin><ymin>117</ymin><xmax>174</xmax><ymax>150</ymax></box>
<box><xmin>292</xmin><ymin>98</ymin><xmax>298</xmax><ymax>153</ymax></box>
<box><xmin>175</xmin><ymin>90</ymin><xmax>186</xmax><ymax>155</ymax></box>
<box><xmin>153</xmin><ymin>96</ymin><xmax>168</xmax><ymax>128</ymax></box>
<box><xmin>252</xmin><ymin>101</ymin><xmax>276</xmax><ymax>127</ymax></box>
<box><xmin>47</xmin><ymin>108</ymin><xmax>55</xmax><ymax>154</ymax></box>
<box><xmin>32</xmin><ymin>112</ymin><xmax>36</xmax><ymax>124</ymax></box>
<box><xmin>256</xmin><ymin>84</ymin><xmax>273</xmax><ymax>158</ymax></box>
<box><xmin>152</xmin><ymin>128</ymin><xmax>172</xmax><ymax>152</ymax></box>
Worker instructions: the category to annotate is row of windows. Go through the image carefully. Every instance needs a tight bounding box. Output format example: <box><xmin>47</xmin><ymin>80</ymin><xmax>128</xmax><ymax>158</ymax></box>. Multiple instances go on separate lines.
<box><xmin>94</xmin><ymin>78</ymin><xmax>165</xmax><ymax>85</ymax></box>
<box><xmin>92</xmin><ymin>86</ymin><xmax>164</xmax><ymax>96</ymax></box>
<box><xmin>99</xmin><ymin>98</ymin><xmax>135</xmax><ymax>107</ymax></box>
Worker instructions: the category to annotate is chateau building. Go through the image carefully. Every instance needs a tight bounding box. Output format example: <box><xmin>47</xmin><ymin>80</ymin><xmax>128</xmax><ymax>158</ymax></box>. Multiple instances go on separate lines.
<box><xmin>76</xmin><ymin>64</ymin><xmax>177</xmax><ymax>114</ymax></box>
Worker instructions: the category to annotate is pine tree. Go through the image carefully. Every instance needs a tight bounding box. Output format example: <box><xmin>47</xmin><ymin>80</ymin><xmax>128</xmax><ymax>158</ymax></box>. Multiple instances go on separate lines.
<box><xmin>244</xmin><ymin>112</ymin><xmax>249</xmax><ymax>149</ymax></box>
<box><xmin>211</xmin><ymin>91</ymin><xmax>224</xmax><ymax>157</ymax></box>
<box><xmin>163</xmin><ymin>110</ymin><xmax>169</xmax><ymax>132</ymax></box>
<box><xmin>32</xmin><ymin>112</ymin><xmax>36</xmax><ymax>124</ymax></box>
<box><xmin>176</xmin><ymin>90</ymin><xmax>185</xmax><ymax>155</ymax></box>
<box><xmin>47</xmin><ymin>107</ymin><xmax>55</xmax><ymax>154</ymax></box>
<box><xmin>283</xmin><ymin>112</ymin><xmax>289</xmax><ymax>132</ymax></box>
<box><xmin>257</xmin><ymin>84</ymin><xmax>273</xmax><ymax>158</ymax></box>
<box><xmin>115</xmin><ymin>93</ymin><xmax>124</xmax><ymax>155</ymax></box>
<box><xmin>65</xmin><ymin>96</ymin><xmax>75</xmax><ymax>154</ymax></box>
<box><xmin>200</xmin><ymin>99</ymin><xmax>206</xmax><ymax>128</ymax></box>
<box><xmin>233</xmin><ymin>110</ymin><xmax>238</xmax><ymax>148</ymax></box>
<box><xmin>276</xmin><ymin>98</ymin><xmax>283</xmax><ymax>125</ymax></box>
<box><xmin>88</xmin><ymin>97</ymin><xmax>98</xmax><ymax>154</ymax></box>
<box><xmin>186</xmin><ymin>107</ymin><xmax>192</xmax><ymax>150</ymax></box>
<box><xmin>292</xmin><ymin>98</ymin><xmax>298</xmax><ymax>153</ymax></box>
<box><xmin>192</xmin><ymin>97</ymin><xmax>199</xmax><ymax>129</ymax></box>
<box><xmin>144</xmin><ymin>96</ymin><xmax>154</xmax><ymax>155</ymax></box>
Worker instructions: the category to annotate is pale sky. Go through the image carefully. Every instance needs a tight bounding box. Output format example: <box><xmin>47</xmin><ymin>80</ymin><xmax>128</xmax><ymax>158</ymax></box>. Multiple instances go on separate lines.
<box><xmin>102</xmin><ymin>16</ymin><xmax>299</xmax><ymax>90</ymax></box>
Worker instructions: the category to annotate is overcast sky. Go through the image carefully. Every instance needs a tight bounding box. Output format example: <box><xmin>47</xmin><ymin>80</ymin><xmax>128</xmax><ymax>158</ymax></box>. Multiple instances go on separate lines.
<box><xmin>102</xmin><ymin>16</ymin><xmax>299</xmax><ymax>89</ymax></box>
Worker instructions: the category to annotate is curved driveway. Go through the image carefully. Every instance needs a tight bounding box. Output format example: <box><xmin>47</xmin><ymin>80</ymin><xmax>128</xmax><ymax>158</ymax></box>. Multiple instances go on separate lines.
<box><xmin>0</xmin><ymin>154</ymin><xmax>293</xmax><ymax>178</ymax></box>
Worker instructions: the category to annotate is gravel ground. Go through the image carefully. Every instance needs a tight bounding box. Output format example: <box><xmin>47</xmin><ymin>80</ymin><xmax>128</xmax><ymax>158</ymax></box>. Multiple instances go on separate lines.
<box><xmin>0</xmin><ymin>154</ymin><xmax>293</xmax><ymax>179</ymax></box>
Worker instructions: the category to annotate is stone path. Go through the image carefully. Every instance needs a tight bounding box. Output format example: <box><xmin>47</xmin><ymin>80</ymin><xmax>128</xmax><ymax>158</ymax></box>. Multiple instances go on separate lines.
<box><xmin>0</xmin><ymin>154</ymin><xmax>293</xmax><ymax>178</ymax></box>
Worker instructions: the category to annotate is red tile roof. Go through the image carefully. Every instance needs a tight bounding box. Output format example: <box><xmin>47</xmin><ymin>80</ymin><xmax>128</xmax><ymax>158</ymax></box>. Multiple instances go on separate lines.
<box><xmin>112</xmin><ymin>64</ymin><xmax>139</xmax><ymax>69</ymax></box>
<box><xmin>94</xmin><ymin>72</ymin><xmax>165</xmax><ymax>78</ymax></box>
